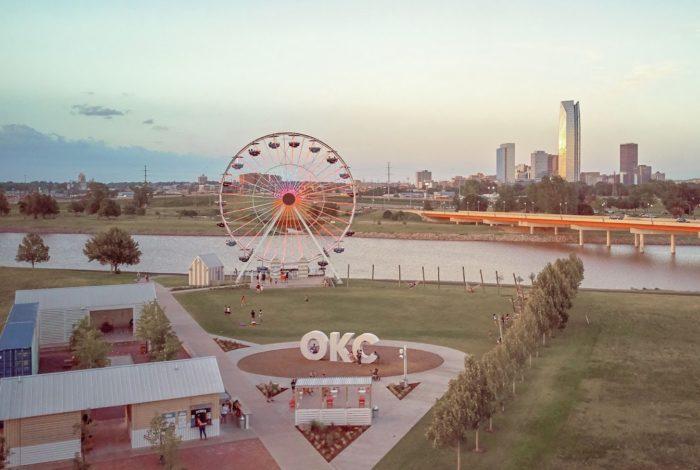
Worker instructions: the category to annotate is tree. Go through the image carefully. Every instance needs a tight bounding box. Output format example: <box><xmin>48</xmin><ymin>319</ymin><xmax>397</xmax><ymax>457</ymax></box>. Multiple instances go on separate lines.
<box><xmin>462</xmin><ymin>356</ymin><xmax>493</xmax><ymax>452</ymax></box>
<box><xmin>83</xmin><ymin>182</ymin><xmax>111</xmax><ymax>214</ymax></box>
<box><xmin>131</xmin><ymin>184</ymin><xmax>153</xmax><ymax>209</ymax></box>
<box><xmin>426</xmin><ymin>377</ymin><xmax>469</xmax><ymax>469</ymax></box>
<box><xmin>423</xmin><ymin>200</ymin><xmax>433</xmax><ymax>211</ymax></box>
<box><xmin>15</xmin><ymin>233</ymin><xmax>50</xmax><ymax>267</ymax></box>
<box><xmin>70</xmin><ymin>200</ymin><xmax>86</xmax><ymax>215</ymax></box>
<box><xmin>97</xmin><ymin>199</ymin><xmax>121</xmax><ymax>218</ymax></box>
<box><xmin>83</xmin><ymin>227</ymin><xmax>141</xmax><ymax>273</ymax></box>
<box><xmin>73</xmin><ymin>328</ymin><xmax>111</xmax><ymax>369</ymax></box>
<box><xmin>72</xmin><ymin>414</ymin><xmax>96</xmax><ymax>469</ymax></box>
<box><xmin>70</xmin><ymin>317</ymin><xmax>92</xmax><ymax>351</ymax></box>
<box><xmin>144</xmin><ymin>414</ymin><xmax>182</xmax><ymax>470</ymax></box>
<box><xmin>136</xmin><ymin>301</ymin><xmax>181</xmax><ymax>361</ymax></box>
<box><xmin>0</xmin><ymin>435</ymin><xmax>9</xmax><ymax>469</ymax></box>
<box><xmin>18</xmin><ymin>192</ymin><xmax>59</xmax><ymax>219</ymax></box>
<box><xmin>0</xmin><ymin>191</ymin><xmax>9</xmax><ymax>216</ymax></box>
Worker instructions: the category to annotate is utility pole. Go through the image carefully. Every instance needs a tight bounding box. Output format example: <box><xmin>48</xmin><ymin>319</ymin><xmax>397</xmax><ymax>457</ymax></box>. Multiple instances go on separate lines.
<box><xmin>143</xmin><ymin>165</ymin><xmax>148</xmax><ymax>185</ymax></box>
<box><xmin>386</xmin><ymin>161</ymin><xmax>391</xmax><ymax>200</ymax></box>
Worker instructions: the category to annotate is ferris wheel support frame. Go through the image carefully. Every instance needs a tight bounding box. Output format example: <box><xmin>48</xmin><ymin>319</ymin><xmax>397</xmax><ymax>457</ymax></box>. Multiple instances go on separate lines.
<box><xmin>235</xmin><ymin>206</ymin><xmax>285</xmax><ymax>284</ymax></box>
<box><xmin>294</xmin><ymin>207</ymin><xmax>343</xmax><ymax>283</ymax></box>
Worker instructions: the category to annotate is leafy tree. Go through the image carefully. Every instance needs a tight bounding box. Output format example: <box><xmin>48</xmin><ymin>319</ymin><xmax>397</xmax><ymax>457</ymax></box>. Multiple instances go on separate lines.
<box><xmin>495</xmin><ymin>185</ymin><xmax>522</xmax><ymax>212</ymax></box>
<box><xmin>382</xmin><ymin>210</ymin><xmax>393</xmax><ymax>219</ymax></box>
<box><xmin>422</xmin><ymin>200</ymin><xmax>433</xmax><ymax>211</ymax></box>
<box><xmin>83</xmin><ymin>227</ymin><xmax>141</xmax><ymax>273</ymax></box>
<box><xmin>136</xmin><ymin>302</ymin><xmax>181</xmax><ymax>361</ymax></box>
<box><xmin>18</xmin><ymin>192</ymin><xmax>59</xmax><ymax>219</ymax></box>
<box><xmin>15</xmin><ymin>232</ymin><xmax>50</xmax><ymax>267</ymax></box>
<box><xmin>426</xmin><ymin>376</ymin><xmax>469</xmax><ymax>469</ymax></box>
<box><xmin>0</xmin><ymin>435</ymin><xmax>9</xmax><ymax>469</ymax></box>
<box><xmin>131</xmin><ymin>184</ymin><xmax>153</xmax><ymax>209</ymax></box>
<box><xmin>70</xmin><ymin>200</ymin><xmax>86</xmax><ymax>215</ymax></box>
<box><xmin>70</xmin><ymin>317</ymin><xmax>92</xmax><ymax>351</ymax></box>
<box><xmin>73</xmin><ymin>328</ymin><xmax>111</xmax><ymax>369</ymax></box>
<box><xmin>462</xmin><ymin>356</ymin><xmax>493</xmax><ymax>452</ymax></box>
<box><xmin>83</xmin><ymin>182</ymin><xmax>111</xmax><ymax>214</ymax></box>
<box><xmin>144</xmin><ymin>414</ymin><xmax>182</xmax><ymax>470</ymax></box>
<box><xmin>459</xmin><ymin>193</ymin><xmax>489</xmax><ymax>211</ymax></box>
<box><xmin>97</xmin><ymin>199</ymin><xmax>121</xmax><ymax>218</ymax></box>
<box><xmin>0</xmin><ymin>191</ymin><xmax>9</xmax><ymax>216</ymax></box>
<box><xmin>72</xmin><ymin>414</ymin><xmax>96</xmax><ymax>469</ymax></box>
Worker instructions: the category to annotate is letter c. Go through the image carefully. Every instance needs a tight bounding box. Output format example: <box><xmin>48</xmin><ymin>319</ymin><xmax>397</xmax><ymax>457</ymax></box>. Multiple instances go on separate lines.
<box><xmin>352</xmin><ymin>333</ymin><xmax>379</xmax><ymax>364</ymax></box>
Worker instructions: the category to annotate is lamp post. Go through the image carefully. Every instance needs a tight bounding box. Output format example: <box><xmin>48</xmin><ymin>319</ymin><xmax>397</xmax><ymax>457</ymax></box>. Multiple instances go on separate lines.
<box><xmin>398</xmin><ymin>345</ymin><xmax>408</xmax><ymax>386</ymax></box>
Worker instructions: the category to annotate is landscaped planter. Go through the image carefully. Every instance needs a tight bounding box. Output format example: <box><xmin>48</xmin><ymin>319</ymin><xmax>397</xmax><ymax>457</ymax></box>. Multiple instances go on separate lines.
<box><xmin>297</xmin><ymin>423</ymin><xmax>369</xmax><ymax>461</ymax></box>
<box><xmin>214</xmin><ymin>337</ymin><xmax>249</xmax><ymax>352</ymax></box>
<box><xmin>387</xmin><ymin>382</ymin><xmax>420</xmax><ymax>400</ymax></box>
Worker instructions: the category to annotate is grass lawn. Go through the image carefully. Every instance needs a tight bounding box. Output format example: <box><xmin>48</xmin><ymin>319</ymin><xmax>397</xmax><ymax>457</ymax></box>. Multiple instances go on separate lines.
<box><xmin>0</xmin><ymin>267</ymin><xmax>136</xmax><ymax>323</ymax></box>
<box><xmin>151</xmin><ymin>274</ymin><xmax>189</xmax><ymax>288</ymax></box>
<box><xmin>176</xmin><ymin>280</ymin><xmax>700</xmax><ymax>469</ymax></box>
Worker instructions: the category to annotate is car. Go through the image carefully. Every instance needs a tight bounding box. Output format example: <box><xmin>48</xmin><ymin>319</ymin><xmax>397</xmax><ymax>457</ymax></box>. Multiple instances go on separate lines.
<box><xmin>609</xmin><ymin>213</ymin><xmax>625</xmax><ymax>220</ymax></box>
<box><xmin>676</xmin><ymin>217</ymin><xmax>688</xmax><ymax>223</ymax></box>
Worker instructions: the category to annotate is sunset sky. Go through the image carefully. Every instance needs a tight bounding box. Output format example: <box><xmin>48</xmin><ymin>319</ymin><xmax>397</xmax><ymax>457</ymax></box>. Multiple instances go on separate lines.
<box><xmin>1</xmin><ymin>0</ymin><xmax>699</xmax><ymax>181</ymax></box>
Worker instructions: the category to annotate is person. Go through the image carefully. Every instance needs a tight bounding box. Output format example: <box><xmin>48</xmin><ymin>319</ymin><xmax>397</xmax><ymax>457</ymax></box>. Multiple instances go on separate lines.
<box><xmin>250</xmin><ymin>309</ymin><xmax>256</xmax><ymax>325</ymax></box>
<box><xmin>232</xmin><ymin>400</ymin><xmax>243</xmax><ymax>418</ymax></box>
<box><xmin>305</xmin><ymin>295</ymin><xmax>309</xmax><ymax>302</ymax></box>
<box><xmin>258</xmin><ymin>308</ymin><xmax>263</xmax><ymax>324</ymax></box>
<box><xmin>224</xmin><ymin>305</ymin><xmax>231</xmax><ymax>316</ymax></box>
<box><xmin>372</xmin><ymin>368</ymin><xmax>380</xmax><ymax>381</ymax></box>
<box><xmin>291</xmin><ymin>377</ymin><xmax>297</xmax><ymax>394</ymax></box>
<box><xmin>240</xmin><ymin>295</ymin><xmax>247</xmax><ymax>306</ymax></box>
<box><xmin>221</xmin><ymin>401</ymin><xmax>230</xmax><ymax>424</ymax></box>
<box><xmin>357</xmin><ymin>349</ymin><xmax>362</xmax><ymax>365</ymax></box>
<box><xmin>261</xmin><ymin>272</ymin><xmax>266</xmax><ymax>282</ymax></box>
<box><xmin>196</xmin><ymin>414</ymin><xmax>207</xmax><ymax>440</ymax></box>
<box><xmin>255</xmin><ymin>283</ymin><xmax>261</xmax><ymax>293</ymax></box>
<box><xmin>144</xmin><ymin>273</ymin><xmax>149</xmax><ymax>282</ymax></box>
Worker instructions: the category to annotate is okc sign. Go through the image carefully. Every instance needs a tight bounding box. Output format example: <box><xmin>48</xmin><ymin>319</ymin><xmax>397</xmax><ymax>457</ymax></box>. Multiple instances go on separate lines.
<box><xmin>300</xmin><ymin>330</ymin><xmax>379</xmax><ymax>364</ymax></box>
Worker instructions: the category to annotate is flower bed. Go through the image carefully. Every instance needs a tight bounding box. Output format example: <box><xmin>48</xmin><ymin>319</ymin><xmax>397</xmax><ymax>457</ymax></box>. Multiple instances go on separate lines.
<box><xmin>387</xmin><ymin>382</ymin><xmax>420</xmax><ymax>400</ymax></box>
<box><xmin>297</xmin><ymin>422</ymin><xmax>369</xmax><ymax>462</ymax></box>
<box><xmin>214</xmin><ymin>337</ymin><xmax>249</xmax><ymax>352</ymax></box>
<box><xmin>255</xmin><ymin>382</ymin><xmax>288</xmax><ymax>398</ymax></box>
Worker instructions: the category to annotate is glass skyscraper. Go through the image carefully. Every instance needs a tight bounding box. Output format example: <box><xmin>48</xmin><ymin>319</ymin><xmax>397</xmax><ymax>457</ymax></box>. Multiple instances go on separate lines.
<box><xmin>558</xmin><ymin>100</ymin><xmax>581</xmax><ymax>182</ymax></box>
<box><xmin>496</xmin><ymin>143</ymin><xmax>515</xmax><ymax>184</ymax></box>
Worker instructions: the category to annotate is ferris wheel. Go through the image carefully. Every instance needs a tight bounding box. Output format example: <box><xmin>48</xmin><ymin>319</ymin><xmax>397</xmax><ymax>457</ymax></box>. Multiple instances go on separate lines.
<box><xmin>218</xmin><ymin>132</ymin><xmax>357</xmax><ymax>282</ymax></box>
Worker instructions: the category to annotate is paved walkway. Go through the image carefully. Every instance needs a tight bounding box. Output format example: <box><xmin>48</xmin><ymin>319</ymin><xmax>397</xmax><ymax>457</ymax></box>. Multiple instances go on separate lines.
<box><xmin>155</xmin><ymin>285</ymin><xmax>330</xmax><ymax>469</ymax></box>
<box><xmin>157</xmin><ymin>284</ymin><xmax>465</xmax><ymax>469</ymax></box>
<box><xmin>227</xmin><ymin>340</ymin><xmax>466</xmax><ymax>470</ymax></box>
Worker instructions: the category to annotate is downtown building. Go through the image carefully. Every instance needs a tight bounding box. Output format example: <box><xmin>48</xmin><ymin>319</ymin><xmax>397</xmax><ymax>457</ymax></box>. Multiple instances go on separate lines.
<box><xmin>530</xmin><ymin>150</ymin><xmax>558</xmax><ymax>180</ymax></box>
<box><xmin>558</xmin><ymin>100</ymin><xmax>581</xmax><ymax>182</ymax></box>
<box><xmin>620</xmin><ymin>143</ymin><xmax>638</xmax><ymax>185</ymax></box>
<box><xmin>415</xmin><ymin>170</ymin><xmax>432</xmax><ymax>188</ymax></box>
<box><xmin>496</xmin><ymin>143</ymin><xmax>515</xmax><ymax>184</ymax></box>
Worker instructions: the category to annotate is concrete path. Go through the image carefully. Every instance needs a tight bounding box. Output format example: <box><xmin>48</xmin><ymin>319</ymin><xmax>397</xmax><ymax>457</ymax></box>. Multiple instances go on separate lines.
<box><xmin>226</xmin><ymin>339</ymin><xmax>466</xmax><ymax>469</ymax></box>
<box><xmin>154</xmin><ymin>285</ymin><xmax>331</xmax><ymax>470</ymax></box>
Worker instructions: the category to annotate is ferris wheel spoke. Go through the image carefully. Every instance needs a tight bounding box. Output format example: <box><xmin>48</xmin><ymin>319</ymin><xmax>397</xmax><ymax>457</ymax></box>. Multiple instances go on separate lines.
<box><xmin>299</xmin><ymin>182</ymin><xmax>355</xmax><ymax>198</ymax></box>
<box><xmin>229</xmin><ymin>202</ymin><xmax>280</xmax><ymax>235</ymax></box>
<box><xmin>235</xmin><ymin>207</ymin><xmax>284</xmax><ymax>282</ymax></box>
<box><xmin>293</xmin><ymin>207</ymin><xmax>342</xmax><ymax>281</ymax></box>
<box><xmin>297</xmin><ymin>201</ymin><xmax>353</xmax><ymax>228</ymax></box>
<box><xmin>225</xmin><ymin>201</ymin><xmax>278</xmax><ymax>224</ymax></box>
<box><xmin>222</xmin><ymin>199</ymin><xmax>277</xmax><ymax>216</ymax></box>
<box><xmin>238</xmin><ymin>179</ymin><xmax>279</xmax><ymax>196</ymax></box>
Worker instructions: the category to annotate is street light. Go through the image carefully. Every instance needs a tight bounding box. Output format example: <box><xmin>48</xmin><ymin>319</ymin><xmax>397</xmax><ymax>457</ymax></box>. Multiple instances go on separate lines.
<box><xmin>398</xmin><ymin>345</ymin><xmax>408</xmax><ymax>386</ymax></box>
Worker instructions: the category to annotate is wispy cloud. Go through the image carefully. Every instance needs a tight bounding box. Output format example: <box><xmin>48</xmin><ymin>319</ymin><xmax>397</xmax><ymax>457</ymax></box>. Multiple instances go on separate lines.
<box><xmin>71</xmin><ymin>104</ymin><xmax>126</xmax><ymax>119</ymax></box>
<box><xmin>152</xmin><ymin>125</ymin><xmax>169</xmax><ymax>132</ymax></box>
<box><xmin>622</xmin><ymin>62</ymin><xmax>680</xmax><ymax>88</ymax></box>
<box><xmin>142</xmin><ymin>118</ymin><xmax>154</xmax><ymax>125</ymax></box>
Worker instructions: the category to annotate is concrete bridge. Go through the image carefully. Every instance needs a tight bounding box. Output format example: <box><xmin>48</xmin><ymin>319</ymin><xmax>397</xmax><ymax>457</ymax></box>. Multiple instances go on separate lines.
<box><xmin>409</xmin><ymin>210</ymin><xmax>700</xmax><ymax>254</ymax></box>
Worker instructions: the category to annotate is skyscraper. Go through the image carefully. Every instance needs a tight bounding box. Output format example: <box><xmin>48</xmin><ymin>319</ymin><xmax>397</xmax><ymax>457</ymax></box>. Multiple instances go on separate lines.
<box><xmin>620</xmin><ymin>143</ymin><xmax>638</xmax><ymax>185</ymax></box>
<box><xmin>558</xmin><ymin>100</ymin><xmax>581</xmax><ymax>182</ymax></box>
<box><xmin>415</xmin><ymin>170</ymin><xmax>432</xmax><ymax>188</ymax></box>
<box><xmin>496</xmin><ymin>143</ymin><xmax>515</xmax><ymax>184</ymax></box>
<box><xmin>530</xmin><ymin>150</ymin><xmax>558</xmax><ymax>180</ymax></box>
<box><xmin>636</xmin><ymin>165</ymin><xmax>652</xmax><ymax>185</ymax></box>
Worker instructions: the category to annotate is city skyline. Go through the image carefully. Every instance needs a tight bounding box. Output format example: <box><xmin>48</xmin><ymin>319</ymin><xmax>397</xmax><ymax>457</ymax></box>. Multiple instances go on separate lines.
<box><xmin>1</xmin><ymin>1</ymin><xmax>699</xmax><ymax>182</ymax></box>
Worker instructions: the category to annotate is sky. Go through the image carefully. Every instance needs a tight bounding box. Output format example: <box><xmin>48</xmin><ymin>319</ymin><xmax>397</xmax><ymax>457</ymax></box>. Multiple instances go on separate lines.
<box><xmin>1</xmin><ymin>0</ymin><xmax>699</xmax><ymax>182</ymax></box>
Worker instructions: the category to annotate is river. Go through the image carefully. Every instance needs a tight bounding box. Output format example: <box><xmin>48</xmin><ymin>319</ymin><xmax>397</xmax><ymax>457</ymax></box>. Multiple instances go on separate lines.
<box><xmin>1</xmin><ymin>233</ymin><xmax>698</xmax><ymax>291</ymax></box>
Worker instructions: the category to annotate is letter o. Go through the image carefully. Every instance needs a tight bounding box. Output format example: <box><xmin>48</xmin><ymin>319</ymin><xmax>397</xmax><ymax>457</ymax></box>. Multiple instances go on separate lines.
<box><xmin>300</xmin><ymin>330</ymin><xmax>328</xmax><ymax>361</ymax></box>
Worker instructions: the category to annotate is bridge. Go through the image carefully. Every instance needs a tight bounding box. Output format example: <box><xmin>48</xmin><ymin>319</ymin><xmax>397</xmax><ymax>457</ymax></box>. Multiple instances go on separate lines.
<box><xmin>410</xmin><ymin>210</ymin><xmax>700</xmax><ymax>254</ymax></box>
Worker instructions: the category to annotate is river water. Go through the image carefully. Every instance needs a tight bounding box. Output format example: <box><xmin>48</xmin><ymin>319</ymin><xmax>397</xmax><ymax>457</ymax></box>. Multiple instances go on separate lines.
<box><xmin>1</xmin><ymin>233</ymin><xmax>699</xmax><ymax>291</ymax></box>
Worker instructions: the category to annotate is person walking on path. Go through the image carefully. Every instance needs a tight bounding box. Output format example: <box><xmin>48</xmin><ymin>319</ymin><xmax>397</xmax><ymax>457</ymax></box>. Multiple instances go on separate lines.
<box><xmin>196</xmin><ymin>414</ymin><xmax>207</xmax><ymax>440</ymax></box>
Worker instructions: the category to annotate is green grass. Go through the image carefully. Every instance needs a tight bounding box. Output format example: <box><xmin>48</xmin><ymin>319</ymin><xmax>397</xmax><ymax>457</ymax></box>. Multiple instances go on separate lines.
<box><xmin>376</xmin><ymin>290</ymin><xmax>700</xmax><ymax>470</ymax></box>
<box><xmin>151</xmin><ymin>274</ymin><xmax>189</xmax><ymax>288</ymax></box>
<box><xmin>176</xmin><ymin>280</ymin><xmax>700</xmax><ymax>469</ymax></box>
<box><xmin>351</xmin><ymin>211</ymin><xmax>498</xmax><ymax>235</ymax></box>
<box><xmin>0</xmin><ymin>266</ymin><xmax>137</xmax><ymax>323</ymax></box>
<box><xmin>175</xmin><ymin>281</ymin><xmax>514</xmax><ymax>354</ymax></box>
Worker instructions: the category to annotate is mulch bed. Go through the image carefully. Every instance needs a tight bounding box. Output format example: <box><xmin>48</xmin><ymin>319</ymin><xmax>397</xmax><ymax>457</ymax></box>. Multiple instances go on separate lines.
<box><xmin>387</xmin><ymin>382</ymin><xmax>420</xmax><ymax>400</ymax></box>
<box><xmin>296</xmin><ymin>424</ymin><xmax>369</xmax><ymax>462</ymax></box>
<box><xmin>214</xmin><ymin>337</ymin><xmax>249</xmax><ymax>352</ymax></box>
<box><xmin>255</xmin><ymin>383</ymin><xmax>288</xmax><ymax>398</ymax></box>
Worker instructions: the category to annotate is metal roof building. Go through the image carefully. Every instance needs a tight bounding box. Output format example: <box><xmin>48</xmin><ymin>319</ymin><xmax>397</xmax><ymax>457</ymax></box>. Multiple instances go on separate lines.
<box><xmin>0</xmin><ymin>303</ymin><xmax>40</xmax><ymax>378</ymax></box>
<box><xmin>14</xmin><ymin>283</ymin><xmax>156</xmax><ymax>346</ymax></box>
<box><xmin>0</xmin><ymin>356</ymin><xmax>224</xmax><ymax>421</ymax></box>
<box><xmin>189</xmin><ymin>253</ymin><xmax>225</xmax><ymax>287</ymax></box>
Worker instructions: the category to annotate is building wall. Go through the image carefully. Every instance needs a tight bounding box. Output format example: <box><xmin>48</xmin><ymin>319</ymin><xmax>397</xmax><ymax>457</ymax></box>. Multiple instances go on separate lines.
<box><xmin>496</xmin><ymin>143</ymin><xmax>515</xmax><ymax>184</ymax></box>
<box><xmin>620</xmin><ymin>143</ymin><xmax>638</xmax><ymax>184</ymax></box>
<box><xmin>90</xmin><ymin>308</ymin><xmax>133</xmax><ymax>329</ymax></box>
<box><xmin>189</xmin><ymin>258</ymin><xmax>224</xmax><ymax>287</ymax></box>
<box><xmin>130</xmin><ymin>394</ymin><xmax>221</xmax><ymax>448</ymax></box>
<box><xmin>5</xmin><ymin>411</ymin><xmax>82</xmax><ymax>467</ymax></box>
<box><xmin>558</xmin><ymin>101</ymin><xmax>581</xmax><ymax>182</ymax></box>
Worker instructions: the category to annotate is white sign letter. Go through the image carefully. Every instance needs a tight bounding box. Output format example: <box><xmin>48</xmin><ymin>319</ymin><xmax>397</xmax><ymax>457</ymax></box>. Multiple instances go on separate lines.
<box><xmin>352</xmin><ymin>333</ymin><xmax>379</xmax><ymax>364</ymax></box>
<box><xmin>329</xmin><ymin>332</ymin><xmax>354</xmax><ymax>362</ymax></box>
<box><xmin>300</xmin><ymin>330</ymin><xmax>328</xmax><ymax>361</ymax></box>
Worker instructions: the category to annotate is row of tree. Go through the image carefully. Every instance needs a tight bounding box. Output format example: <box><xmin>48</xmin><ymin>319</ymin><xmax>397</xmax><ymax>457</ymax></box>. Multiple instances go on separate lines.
<box><xmin>426</xmin><ymin>254</ymin><xmax>584</xmax><ymax>469</ymax></box>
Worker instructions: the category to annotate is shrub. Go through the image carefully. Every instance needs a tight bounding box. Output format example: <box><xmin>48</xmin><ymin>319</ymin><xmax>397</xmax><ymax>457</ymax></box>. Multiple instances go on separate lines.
<box><xmin>179</xmin><ymin>209</ymin><xmax>198</xmax><ymax>217</ymax></box>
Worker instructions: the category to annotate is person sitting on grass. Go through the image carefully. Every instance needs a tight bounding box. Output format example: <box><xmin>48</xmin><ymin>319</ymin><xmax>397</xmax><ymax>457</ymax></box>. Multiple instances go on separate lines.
<box><xmin>250</xmin><ymin>309</ymin><xmax>256</xmax><ymax>325</ymax></box>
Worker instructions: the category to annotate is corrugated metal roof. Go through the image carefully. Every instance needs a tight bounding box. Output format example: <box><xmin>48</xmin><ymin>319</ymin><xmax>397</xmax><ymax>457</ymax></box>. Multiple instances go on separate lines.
<box><xmin>196</xmin><ymin>253</ymin><xmax>224</xmax><ymax>268</ymax></box>
<box><xmin>15</xmin><ymin>283</ymin><xmax>156</xmax><ymax>310</ymax></box>
<box><xmin>0</xmin><ymin>323</ymin><xmax>35</xmax><ymax>350</ymax></box>
<box><xmin>295</xmin><ymin>376</ymin><xmax>373</xmax><ymax>387</ymax></box>
<box><xmin>7</xmin><ymin>302</ymin><xmax>39</xmax><ymax>323</ymax></box>
<box><xmin>0</xmin><ymin>356</ymin><xmax>225</xmax><ymax>420</ymax></box>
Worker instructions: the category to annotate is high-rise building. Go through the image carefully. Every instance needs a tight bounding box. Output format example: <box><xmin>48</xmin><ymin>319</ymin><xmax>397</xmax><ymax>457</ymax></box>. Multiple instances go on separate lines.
<box><xmin>580</xmin><ymin>171</ymin><xmax>602</xmax><ymax>186</ymax></box>
<box><xmin>530</xmin><ymin>151</ymin><xmax>558</xmax><ymax>180</ymax></box>
<box><xmin>558</xmin><ymin>100</ymin><xmax>581</xmax><ymax>182</ymax></box>
<box><xmin>652</xmin><ymin>171</ymin><xmax>666</xmax><ymax>181</ymax></box>
<box><xmin>496</xmin><ymin>143</ymin><xmax>515</xmax><ymax>184</ymax></box>
<box><xmin>197</xmin><ymin>174</ymin><xmax>208</xmax><ymax>185</ymax></box>
<box><xmin>620</xmin><ymin>143</ymin><xmax>638</xmax><ymax>185</ymax></box>
<box><xmin>636</xmin><ymin>165</ymin><xmax>652</xmax><ymax>185</ymax></box>
<box><xmin>415</xmin><ymin>170</ymin><xmax>432</xmax><ymax>188</ymax></box>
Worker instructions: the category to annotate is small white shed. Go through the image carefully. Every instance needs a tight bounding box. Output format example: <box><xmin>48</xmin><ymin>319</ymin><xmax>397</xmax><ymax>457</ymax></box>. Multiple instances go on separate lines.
<box><xmin>189</xmin><ymin>253</ymin><xmax>225</xmax><ymax>287</ymax></box>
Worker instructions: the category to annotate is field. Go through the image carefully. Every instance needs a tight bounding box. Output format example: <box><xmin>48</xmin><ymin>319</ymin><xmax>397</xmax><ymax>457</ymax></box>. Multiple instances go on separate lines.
<box><xmin>177</xmin><ymin>280</ymin><xmax>700</xmax><ymax>469</ymax></box>
<box><xmin>1</xmin><ymin>267</ymin><xmax>698</xmax><ymax>468</ymax></box>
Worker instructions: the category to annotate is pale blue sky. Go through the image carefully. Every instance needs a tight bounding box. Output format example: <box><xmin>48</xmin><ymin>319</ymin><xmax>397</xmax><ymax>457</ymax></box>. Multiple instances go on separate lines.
<box><xmin>1</xmin><ymin>0</ymin><xmax>699</xmax><ymax>181</ymax></box>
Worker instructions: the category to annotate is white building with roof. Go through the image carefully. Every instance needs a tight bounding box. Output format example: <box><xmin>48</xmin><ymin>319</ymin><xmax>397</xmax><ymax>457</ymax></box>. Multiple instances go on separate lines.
<box><xmin>188</xmin><ymin>253</ymin><xmax>225</xmax><ymax>287</ymax></box>
<box><xmin>15</xmin><ymin>283</ymin><xmax>156</xmax><ymax>346</ymax></box>
<box><xmin>0</xmin><ymin>357</ymin><xmax>225</xmax><ymax>467</ymax></box>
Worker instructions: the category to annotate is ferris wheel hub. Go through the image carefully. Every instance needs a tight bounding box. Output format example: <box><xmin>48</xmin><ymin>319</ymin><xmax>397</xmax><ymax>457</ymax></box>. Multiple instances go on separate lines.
<box><xmin>282</xmin><ymin>192</ymin><xmax>296</xmax><ymax>206</ymax></box>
